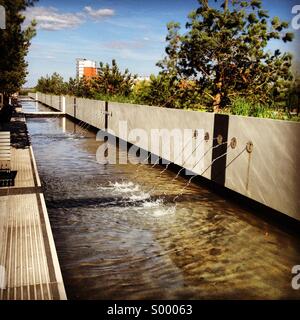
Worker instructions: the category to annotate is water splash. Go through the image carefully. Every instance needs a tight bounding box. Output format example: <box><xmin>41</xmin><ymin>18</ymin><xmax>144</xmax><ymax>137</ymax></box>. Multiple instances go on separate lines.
<box><xmin>96</xmin><ymin>180</ymin><xmax>176</xmax><ymax>218</ymax></box>
<box><xmin>110</xmin><ymin>181</ymin><xmax>141</xmax><ymax>193</ymax></box>
<box><xmin>152</xmin><ymin>205</ymin><xmax>176</xmax><ymax>217</ymax></box>
<box><xmin>129</xmin><ymin>192</ymin><xmax>151</xmax><ymax>201</ymax></box>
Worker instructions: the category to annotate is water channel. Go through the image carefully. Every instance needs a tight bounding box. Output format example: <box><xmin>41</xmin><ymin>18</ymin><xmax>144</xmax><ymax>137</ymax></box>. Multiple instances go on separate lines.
<box><xmin>22</xmin><ymin>99</ymin><xmax>300</xmax><ymax>299</ymax></box>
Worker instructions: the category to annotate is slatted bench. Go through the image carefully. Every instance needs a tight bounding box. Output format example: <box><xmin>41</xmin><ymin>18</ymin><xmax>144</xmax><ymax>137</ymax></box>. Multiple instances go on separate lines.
<box><xmin>0</xmin><ymin>132</ymin><xmax>13</xmax><ymax>187</ymax></box>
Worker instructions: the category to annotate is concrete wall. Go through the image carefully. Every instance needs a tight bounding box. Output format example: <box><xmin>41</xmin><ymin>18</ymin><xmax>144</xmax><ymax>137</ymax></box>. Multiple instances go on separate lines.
<box><xmin>108</xmin><ymin>102</ymin><xmax>215</xmax><ymax>180</ymax></box>
<box><xmin>53</xmin><ymin>95</ymin><xmax>61</xmax><ymax>111</ymax></box>
<box><xmin>75</xmin><ymin>97</ymin><xmax>106</xmax><ymax>130</ymax></box>
<box><xmin>33</xmin><ymin>92</ymin><xmax>300</xmax><ymax>222</ymax></box>
<box><xmin>65</xmin><ymin>96</ymin><xmax>74</xmax><ymax>116</ymax></box>
<box><xmin>28</xmin><ymin>92</ymin><xmax>36</xmax><ymax>100</ymax></box>
<box><xmin>226</xmin><ymin>116</ymin><xmax>300</xmax><ymax>221</ymax></box>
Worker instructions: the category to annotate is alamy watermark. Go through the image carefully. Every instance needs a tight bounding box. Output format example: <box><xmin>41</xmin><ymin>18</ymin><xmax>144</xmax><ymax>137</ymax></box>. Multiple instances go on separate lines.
<box><xmin>292</xmin><ymin>5</ymin><xmax>300</xmax><ymax>30</ymax></box>
<box><xmin>292</xmin><ymin>265</ymin><xmax>300</xmax><ymax>290</ymax></box>
<box><xmin>95</xmin><ymin>122</ymin><xmax>206</xmax><ymax>175</ymax></box>
<box><xmin>0</xmin><ymin>5</ymin><xmax>5</xmax><ymax>30</ymax></box>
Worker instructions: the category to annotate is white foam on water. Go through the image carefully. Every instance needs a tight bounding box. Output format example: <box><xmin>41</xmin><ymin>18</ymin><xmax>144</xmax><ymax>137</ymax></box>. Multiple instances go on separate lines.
<box><xmin>110</xmin><ymin>181</ymin><xmax>134</xmax><ymax>188</ymax></box>
<box><xmin>112</xmin><ymin>181</ymin><xmax>141</xmax><ymax>193</ymax></box>
<box><xmin>152</xmin><ymin>205</ymin><xmax>176</xmax><ymax>217</ymax></box>
<box><xmin>64</xmin><ymin>132</ymin><xmax>85</xmax><ymax>140</ymax></box>
<box><xmin>142</xmin><ymin>198</ymin><xmax>163</xmax><ymax>208</ymax></box>
<box><xmin>98</xmin><ymin>181</ymin><xmax>142</xmax><ymax>193</ymax></box>
<box><xmin>97</xmin><ymin>181</ymin><xmax>175</xmax><ymax>218</ymax></box>
<box><xmin>129</xmin><ymin>192</ymin><xmax>151</xmax><ymax>201</ymax></box>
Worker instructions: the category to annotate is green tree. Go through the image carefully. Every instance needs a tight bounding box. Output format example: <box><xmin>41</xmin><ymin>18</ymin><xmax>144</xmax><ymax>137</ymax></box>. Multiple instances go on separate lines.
<box><xmin>146</xmin><ymin>22</ymin><xmax>204</xmax><ymax>109</ymax></box>
<box><xmin>35</xmin><ymin>60</ymin><xmax>137</xmax><ymax>100</ymax></box>
<box><xmin>70</xmin><ymin>76</ymin><xmax>94</xmax><ymax>98</ymax></box>
<box><xmin>157</xmin><ymin>22</ymin><xmax>182</xmax><ymax>79</ymax></box>
<box><xmin>92</xmin><ymin>59</ymin><xmax>137</xmax><ymax>97</ymax></box>
<box><xmin>177</xmin><ymin>0</ymin><xmax>294</xmax><ymax>111</ymax></box>
<box><xmin>287</xmin><ymin>77</ymin><xmax>300</xmax><ymax>114</ymax></box>
<box><xmin>0</xmin><ymin>0</ymin><xmax>37</xmax><ymax>104</ymax></box>
<box><xmin>36</xmin><ymin>73</ymin><xmax>67</xmax><ymax>95</ymax></box>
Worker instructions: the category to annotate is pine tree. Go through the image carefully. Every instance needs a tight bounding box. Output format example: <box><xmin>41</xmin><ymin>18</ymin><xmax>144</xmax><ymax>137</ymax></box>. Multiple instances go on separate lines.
<box><xmin>177</xmin><ymin>0</ymin><xmax>294</xmax><ymax>111</ymax></box>
<box><xmin>154</xmin><ymin>22</ymin><xmax>205</xmax><ymax>109</ymax></box>
<box><xmin>92</xmin><ymin>59</ymin><xmax>137</xmax><ymax>97</ymax></box>
<box><xmin>36</xmin><ymin>73</ymin><xmax>67</xmax><ymax>95</ymax></box>
<box><xmin>0</xmin><ymin>0</ymin><xmax>37</xmax><ymax>105</ymax></box>
<box><xmin>157</xmin><ymin>22</ymin><xmax>182</xmax><ymax>79</ymax></box>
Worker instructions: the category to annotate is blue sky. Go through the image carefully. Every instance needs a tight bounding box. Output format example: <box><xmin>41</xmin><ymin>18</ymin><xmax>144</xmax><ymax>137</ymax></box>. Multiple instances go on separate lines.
<box><xmin>24</xmin><ymin>0</ymin><xmax>300</xmax><ymax>87</ymax></box>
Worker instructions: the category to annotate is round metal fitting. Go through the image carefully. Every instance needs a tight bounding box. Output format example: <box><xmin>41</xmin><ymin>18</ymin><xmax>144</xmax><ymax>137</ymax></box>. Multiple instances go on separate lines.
<box><xmin>246</xmin><ymin>141</ymin><xmax>254</xmax><ymax>153</ymax></box>
<box><xmin>217</xmin><ymin>134</ymin><xmax>223</xmax><ymax>145</ymax></box>
<box><xmin>230</xmin><ymin>137</ymin><xmax>237</xmax><ymax>149</ymax></box>
<box><xmin>204</xmin><ymin>132</ymin><xmax>209</xmax><ymax>142</ymax></box>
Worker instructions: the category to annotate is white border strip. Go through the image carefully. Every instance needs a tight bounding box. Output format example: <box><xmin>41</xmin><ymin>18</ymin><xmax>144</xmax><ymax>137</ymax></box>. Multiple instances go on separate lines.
<box><xmin>29</xmin><ymin>142</ymin><xmax>67</xmax><ymax>300</ymax></box>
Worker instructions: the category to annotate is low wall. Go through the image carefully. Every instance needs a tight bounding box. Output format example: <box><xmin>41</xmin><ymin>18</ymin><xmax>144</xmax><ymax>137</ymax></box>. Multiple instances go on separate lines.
<box><xmin>108</xmin><ymin>102</ymin><xmax>215</xmax><ymax>180</ymax></box>
<box><xmin>28</xmin><ymin>92</ymin><xmax>35</xmax><ymax>100</ymax></box>
<box><xmin>32</xmin><ymin>92</ymin><xmax>300</xmax><ymax>222</ymax></box>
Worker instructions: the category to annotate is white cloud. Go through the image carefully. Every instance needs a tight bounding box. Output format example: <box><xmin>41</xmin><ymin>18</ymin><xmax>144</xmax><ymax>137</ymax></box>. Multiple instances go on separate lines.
<box><xmin>84</xmin><ymin>6</ymin><xmax>115</xmax><ymax>20</ymax></box>
<box><xmin>24</xmin><ymin>7</ymin><xmax>83</xmax><ymax>31</ymax></box>
<box><xmin>104</xmin><ymin>40</ymin><xmax>144</xmax><ymax>50</ymax></box>
<box><xmin>24</xmin><ymin>6</ymin><xmax>116</xmax><ymax>31</ymax></box>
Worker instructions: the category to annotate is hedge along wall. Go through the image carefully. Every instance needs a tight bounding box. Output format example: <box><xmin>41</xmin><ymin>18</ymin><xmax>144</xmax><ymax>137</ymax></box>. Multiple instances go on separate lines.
<box><xmin>32</xmin><ymin>92</ymin><xmax>300</xmax><ymax>222</ymax></box>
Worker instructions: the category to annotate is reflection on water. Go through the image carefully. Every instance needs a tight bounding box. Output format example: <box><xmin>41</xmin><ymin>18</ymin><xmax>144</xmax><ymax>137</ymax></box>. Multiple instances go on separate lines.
<box><xmin>23</xmin><ymin>100</ymin><xmax>300</xmax><ymax>299</ymax></box>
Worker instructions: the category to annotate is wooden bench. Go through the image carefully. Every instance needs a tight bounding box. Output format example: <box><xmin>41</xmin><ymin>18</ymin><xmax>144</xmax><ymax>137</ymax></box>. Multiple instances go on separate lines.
<box><xmin>0</xmin><ymin>132</ymin><xmax>11</xmax><ymax>172</ymax></box>
<box><xmin>0</xmin><ymin>132</ymin><xmax>12</xmax><ymax>187</ymax></box>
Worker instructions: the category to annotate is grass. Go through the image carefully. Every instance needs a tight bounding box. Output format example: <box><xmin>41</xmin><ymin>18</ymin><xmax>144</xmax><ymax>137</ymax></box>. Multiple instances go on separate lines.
<box><xmin>222</xmin><ymin>98</ymin><xmax>300</xmax><ymax>122</ymax></box>
<box><xmin>93</xmin><ymin>93</ymin><xmax>138</xmax><ymax>104</ymax></box>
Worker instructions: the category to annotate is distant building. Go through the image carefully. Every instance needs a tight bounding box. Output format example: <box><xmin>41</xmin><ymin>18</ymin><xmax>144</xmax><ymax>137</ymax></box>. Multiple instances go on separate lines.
<box><xmin>76</xmin><ymin>59</ymin><xmax>97</xmax><ymax>79</ymax></box>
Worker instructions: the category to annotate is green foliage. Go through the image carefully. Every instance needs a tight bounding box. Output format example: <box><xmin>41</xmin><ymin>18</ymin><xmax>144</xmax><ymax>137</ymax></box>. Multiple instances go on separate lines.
<box><xmin>177</xmin><ymin>0</ymin><xmax>294</xmax><ymax>111</ymax></box>
<box><xmin>35</xmin><ymin>60</ymin><xmax>136</xmax><ymax>102</ymax></box>
<box><xmin>20</xmin><ymin>88</ymin><xmax>35</xmax><ymax>95</ymax></box>
<box><xmin>0</xmin><ymin>0</ymin><xmax>37</xmax><ymax>101</ymax></box>
<box><xmin>230</xmin><ymin>98</ymin><xmax>270</xmax><ymax>117</ymax></box>
<box><xmin>286</xmin><ymin>77</ymin><xmax>300</xmax><ymax>113</ymax></box>
<box><xmin>36</xmin><ymin>60</ymin><xmax>137</xmax><ymax>100</ymax></box>
<box><xmin>66</xmin><ymin>77</ymin><xmax>93</xmax><ymax>98</ymax></box>
<box><xmin>36</xmin><ymin>73</ymin><xmax>67</xmax><ymax>95</ymax></box>
<box><xmin>229</xmin><ymin>97</ymin><xmax>300</xmax><ymax>121</ymax></box>
<box><xmin>132</xmin><ymin>75</ymin><xmax>206</xmax><ymax>109</ymax></box>
<box><xmin>138</xmin><ymin>74</ymin><xmax>174</xmax><ymax>107</ymax></box>
<box><xmin>93</xmin><ymin>93</ymin><xmax>136</xmax><ymax>104</ymax></box>
<box><xmin>151</xmin><ymin>20</ymin><xmax>207</xmax><ymax>109</ymax></box>
<box><xmin>91</xmin><ymin>59</ymin><xmax>137</xmax><ymax>97</ymax></box>
<box><xmin>33</xmin><ymin>1</ymin><xmax>299</xmax><ymax>121</ymax></box>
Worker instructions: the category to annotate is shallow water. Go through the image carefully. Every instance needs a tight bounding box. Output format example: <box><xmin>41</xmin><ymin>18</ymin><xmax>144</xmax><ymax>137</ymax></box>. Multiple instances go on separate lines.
<box><xmin>23</xmin><ymin>99</ymin><xmax>300</xmax><ymax>299</ymax></box>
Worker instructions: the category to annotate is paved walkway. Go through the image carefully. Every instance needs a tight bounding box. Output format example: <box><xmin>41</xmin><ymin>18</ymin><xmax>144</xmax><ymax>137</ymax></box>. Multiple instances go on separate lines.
<box><xmin>0</xmin><ymin>107</ymin><xmax>66</xmax><ymax>300</ymax></box>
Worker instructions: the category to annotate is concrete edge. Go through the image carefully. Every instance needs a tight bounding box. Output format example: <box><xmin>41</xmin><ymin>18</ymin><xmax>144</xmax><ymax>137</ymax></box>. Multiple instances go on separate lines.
<box><xmin>29</xmin><ymin>138</ymin><xmax>67</xmax><ymax>300</ymax></box>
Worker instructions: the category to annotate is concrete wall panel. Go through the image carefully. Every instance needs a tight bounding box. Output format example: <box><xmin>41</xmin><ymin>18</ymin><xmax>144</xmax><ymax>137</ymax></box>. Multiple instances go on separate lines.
<box><xmin>226</xmin><ymin>116</ymin><xmax>300</xmax><ymax>220</ymax></box>
<box><xmin>50</xmin><ymin>95</ymin><xmax>60</xmax><ymax>111</ymax></box>
<box><xmin>65</xmin><ymin>96</ymin><xmax>75</xmax><ymax>116</ymax></box>
<box><xmin>76</xmin><ymin>98</ymin><xmax>106</xmax><ymax>130</ymax></box>
<box><xmin>109</xmin><ymin>102</ymin><xmax>215</xmax><ymax>179</ymax></box>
